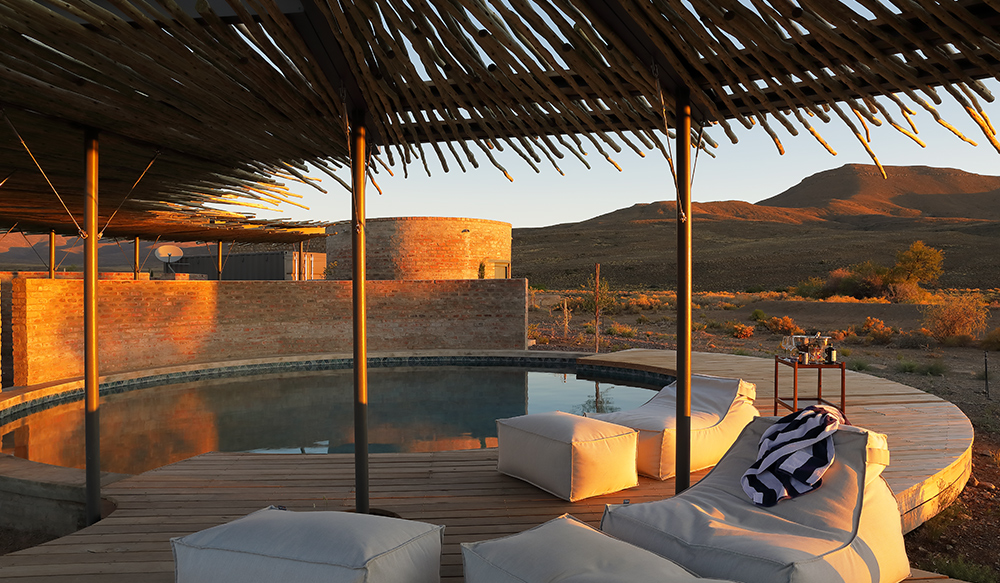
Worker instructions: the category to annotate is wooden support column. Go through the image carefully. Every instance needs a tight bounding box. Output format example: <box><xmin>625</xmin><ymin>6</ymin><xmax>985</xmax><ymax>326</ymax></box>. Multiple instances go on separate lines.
<box><xmin>351</xmin><ymin>115</ymin><xmax>370</xmax><ymax>514</ymax></box>
<box><xmin>217</xmin><ymin>242</ymin><xmax>224</xmax><ymax>281</ymax></box>
<box><xmin>299</xmin><ymin>240</ymin><xmax>306</xmax><ymax>280</ymax></box>
<box><xmin>134</xmin><ymin>236</ymin><xmax>140</xmax><ymax>280</ymax></box>
<box><xmin>675</xmin><ymin>86</ymin><xmax>693</xmax><ymax>494</ymax></box>
<box><xmin>49</xmin><ymin>231</ymin><xmax>55</xmax><ymax>279</ymax></box>
<box><xmin>84</xmin><ymin>128</ymin><xmax>101</xmax><ymax>525</ymax></box>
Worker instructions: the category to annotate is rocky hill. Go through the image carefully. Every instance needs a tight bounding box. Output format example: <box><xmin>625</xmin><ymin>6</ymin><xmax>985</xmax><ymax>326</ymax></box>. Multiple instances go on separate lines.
<box><xmin>513</xmin><ymin>164</ymin><xmax>1000</xmax><ymax>291</ymax></box>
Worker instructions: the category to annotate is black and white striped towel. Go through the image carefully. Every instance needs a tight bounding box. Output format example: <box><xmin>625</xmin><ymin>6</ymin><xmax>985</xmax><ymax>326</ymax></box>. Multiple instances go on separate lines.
<box><xmin>741</xmin><ymin>405</ymin><xmax>847</xmax><ymax>507</ymax></box>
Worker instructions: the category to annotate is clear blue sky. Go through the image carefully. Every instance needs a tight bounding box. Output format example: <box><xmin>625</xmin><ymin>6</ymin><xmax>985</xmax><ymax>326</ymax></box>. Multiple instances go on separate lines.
<box><xmin>250</xmin><ymin>81</ymin><xmax>1000</xmax><ymax>229</ymax></box>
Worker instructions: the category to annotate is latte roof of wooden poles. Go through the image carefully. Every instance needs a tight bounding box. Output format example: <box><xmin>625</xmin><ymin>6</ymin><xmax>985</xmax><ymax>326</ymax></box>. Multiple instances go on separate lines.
<box><xmin>1</xmin><ymin>0</ymin><xmax>999</xmax><ymax>242</ymax></box>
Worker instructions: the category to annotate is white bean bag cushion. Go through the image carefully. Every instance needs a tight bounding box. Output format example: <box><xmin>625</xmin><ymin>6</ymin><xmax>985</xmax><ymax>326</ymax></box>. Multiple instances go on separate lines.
<box><xmin>601</xmin><ymin>418</ymin><xmax>910</xmax><ymax>583</ymax></box>
<box><xmin>171</xmin><ymin>506</ymin><xmax>444</xmax><ymax>583</ymax></box>
<box><xmin>461</xmin><ymin>514</ymin><xmax>738</xmax><ymax>582</ymax></box>
<box><xmin>496</xmin><ymin>411</ymin><xmax>637</xmax><ymax>502</ymax></box>
<box><xmin>588</xmin><ymin>374</ymin><xmax>758</xmax><ymax>479</ymax></box>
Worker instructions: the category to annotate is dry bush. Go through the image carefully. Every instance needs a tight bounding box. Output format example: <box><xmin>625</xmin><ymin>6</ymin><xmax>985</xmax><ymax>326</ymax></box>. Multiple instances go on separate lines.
<box><xmin>605</xmin><ymin>321</ymin><xmax>637</xmax><ymax>338</ymax></box>
<box><xmin>763</xmin><ymin>316</ymin><xmax>804</xmax><ymax>335</ymax></box>
<box><xmin>941</xmin><ymin>334</ymin><xmax>976</xmax><ymax>348</ymax></box>
<box><xmin>862</xmin><ymin>317</ymin><xmax>896</xmax><ymax>344</ymax></box>
<box><xmin>884</xmin><ymin>280</ymin><xmax>927</xmax><ymax>304</ymax></box>
<box><xmin>922</xmin><ymin>294</ymin><xmax>990</xmax><ymax>341</ymax></box>
<box><xmin>981</xmin><ymin>328</ymin><xmax>1000</xmax><ymax>351</ymax></box>
<box><xmin>893</xmin><ymin>330</ymin><xmax>937</xmax><ymax>349</ymax></box>
<box><xmin>730</xmin><ymin>322</ymin><xmax>755</xmax><ymax>339</ymax></box>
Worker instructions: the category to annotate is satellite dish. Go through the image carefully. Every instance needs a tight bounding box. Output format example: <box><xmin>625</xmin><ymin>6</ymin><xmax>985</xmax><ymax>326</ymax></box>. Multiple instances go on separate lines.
<box><xmin>154</xmin><ymin>245</ymin><xmax>184</xmax><ymax>263</ymax></box>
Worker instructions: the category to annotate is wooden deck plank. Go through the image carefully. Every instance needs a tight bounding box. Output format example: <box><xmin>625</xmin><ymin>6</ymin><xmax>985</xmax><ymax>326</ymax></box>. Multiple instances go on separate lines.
<box><xmin>0</xmin><ymin>350</ymin><xmax>974</xmax><ymax>582</ymax></box>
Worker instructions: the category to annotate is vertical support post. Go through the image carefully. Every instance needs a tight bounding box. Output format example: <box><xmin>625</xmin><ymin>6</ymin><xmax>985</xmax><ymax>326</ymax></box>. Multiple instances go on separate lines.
<box><xmin>217</xmin><ymin>242</ymin><xmax>224</xmax><ymax>281</ymax></box>
<box><xmin>675</xmin><ymin>86</ymin><xmax>692</xmax><ymax>494</ymax></box>
<box><xmin>594</xmin><ymin>263</ymin><xmax>601</xmax><ymax>353</ymax></box>
<box><xmin>49</xmin><ymin>231</ymin><xmax>56</xmax><ymax>279</ymax></box>
<box><xmin>134</xmin><ymin>236</ymin><xmax>140</xmax><ymax>281</ymax></box>
<box><xmin>351</xmin><ymin>114</ymin><xmax>370</xmax><ymax>514</ymax></box>
<box><xmin>299</xmin><ymin>241</ymin><xmax>306</xmax><ymax>281</ymax></box>
<box><xmin>84</xmin><ymin>128</ymin><xmax>101</xmax><ymax>525</ymax></box>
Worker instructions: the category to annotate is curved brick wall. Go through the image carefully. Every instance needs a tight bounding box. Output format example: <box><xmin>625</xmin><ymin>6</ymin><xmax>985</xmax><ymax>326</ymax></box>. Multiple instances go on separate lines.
<box><xmin>325</xmin><ymin>217</ymin><xmax>511</xmax><ymax>280</ymax></box>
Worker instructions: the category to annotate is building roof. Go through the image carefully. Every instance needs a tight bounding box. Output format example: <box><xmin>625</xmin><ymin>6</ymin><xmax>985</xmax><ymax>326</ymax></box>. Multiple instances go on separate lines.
<box><xmin>1</xmin><ymin>0</ymin><xmax>998</xmax><ymax>240</ymax></box>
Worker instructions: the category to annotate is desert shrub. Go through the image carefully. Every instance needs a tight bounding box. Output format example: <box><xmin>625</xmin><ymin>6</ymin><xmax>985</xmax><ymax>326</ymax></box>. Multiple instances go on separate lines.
<box><xmin>692</xmin><ymin>321</ymin><xmax>707</xmax><ymax>331</ymax></box>
<box><xmin>732</xmin><ymin>348</ymin><xmax>751</xmax><ymax>356</ymax></box>
<box><xmin>981</xmin><ymin>328</ymin><xmax>1000</xmax><ymax>351</ymax></box>
<box><xmin>720</xmin><ymin>302</ymin><xmax>740</xmax><ymax>310</ymax></box>
<box><xmin>839</xmin><ymin>347</ymin><xmax>853</xmax><ymax>357</ymax></box>
<box><xmin>922</xmin><ymin>556</ymin><xmax>997</xmax><ymax>583</ymax></box>
<box><xmin>941</xmin><ymin>334</ymin><xmax>977</xmax><ymax>348</ymax></box>
<box><xmin>893</xmin><ymin>330</ymin><xmax>936</xmax><ymax>349</ymax></box>
<box><xmin>636</xmin><ymin>314</ymin><xmax>650</xmax><ymax>324</ymax></box>
<box><xmin>848</xmin><ymin>359</ymin><xmax>871</xmax><ymax>371</ymax></box>
<box><xmin>920</xmin><ymin>360</ymin><xmax>949</xmax><ymax>376</ymax></box>
<box><xmin>749</xmin><ymin>309</ymin><xmax>767</xmax><ymax>322</ymax></box>
<box><xmin>624</xmin><ymin>293</ymin><xmax>666</xmax><ymax>312</ymax></box>
<box><xmin>731</xmin><ymin>323</ymin><xmax>755</xmax><ymax>339</ymax></box>
<box><xmin>763</xmin><ymin>316</ymin><xmax>804</xmax><ymax>335</ymax></box>
<box><xmin>793</xmin><ymin>276</ymin><xmax>826</xmax><ymax>299</ymax></box>
<box><xmin>862</xmin><ymin>317</ymin><xmax>896</xmax><ymax>344</ymax></box>
<box><xmin>822</xmin><ymin>267</ymin><xmax>862</xmax><ymax>298</ymax></box>
<box><xmin>922</xmin><ymin>294</ymin><xmax>990</xmax><ymax>340</ymax></box>
<box><xmin>534</xmin><ymin>336</ymin><xmax>550</xmax><ymax>345</ymax></box>
<box><xmin>884</xmin><ymin>280</ymin><xmax>927</xmax><ymax>303</ymax></box>
<box><xmin>895</xmin><ymin>359</ymin><xmax>919</xmax><ymax>373</ymax></box>
<box><xmin>605</xmin><ymin>322</ymin><xmax>636</xmax><ymax>338</ymax></box>
<box><xmin>704</xmin><ymin>319</ymin><xmax>725</xmax><ymax>330</ymax></box>
<box><xmin>828</xmin><ymin>329</ymin><xmax>853</xmax><ymax>342</ymax></box>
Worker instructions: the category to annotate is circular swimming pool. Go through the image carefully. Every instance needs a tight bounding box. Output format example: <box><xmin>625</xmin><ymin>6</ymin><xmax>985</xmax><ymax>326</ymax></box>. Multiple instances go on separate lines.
<box><xmin>0</xmin><ymin>358</ymin><xmax>672</xmax><ymax>475</ymax></box>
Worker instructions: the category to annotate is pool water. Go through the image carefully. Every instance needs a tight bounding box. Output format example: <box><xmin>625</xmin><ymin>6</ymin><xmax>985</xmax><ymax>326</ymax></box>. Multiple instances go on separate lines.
<box><xmin>0</xmin><ymin>367</ymin><xmax>659</xmax><ymax>475</ymax></box>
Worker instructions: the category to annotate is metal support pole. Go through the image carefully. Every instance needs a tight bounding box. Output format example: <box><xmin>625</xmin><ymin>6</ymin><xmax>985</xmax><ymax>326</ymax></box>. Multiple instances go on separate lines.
<box><xmin>84</xmin><ymin>128</ymin><xmax>101</xmax><ymax>525</ymax></box>
<box><xmin>134</xmin><ymin>236</ymin><xmax>140</xmax><ymax>281</ymax></box>
<box><xmin>49</xmin><ymin>230</ymin><xmax>56</xmax><ymax>279</ymax></box>
<box><xmin>351</xmin><ymin>115</ymin><xmax>370</xmax><ymax>514</ymax></box>
<box><xmin>675</xmin><ymin>86</ymin><xmax>693</xmax><ymax>494</ymax></box>
<box><xmin>217</xmin><ymin>242</ymin><xmax>224</xmax><ymax>281</ymax></box>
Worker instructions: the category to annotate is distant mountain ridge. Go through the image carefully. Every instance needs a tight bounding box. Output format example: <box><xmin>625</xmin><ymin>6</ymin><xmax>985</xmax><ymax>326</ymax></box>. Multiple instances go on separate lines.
<box><xmin>513</xmin><ymin>164</ymin><xmax>1000</xmax><ymax>291</ymax></box>
<box><xmin>581</xmin><ymin>164</ymin><xmax>1000</xmax><ymax>226</ymax></box>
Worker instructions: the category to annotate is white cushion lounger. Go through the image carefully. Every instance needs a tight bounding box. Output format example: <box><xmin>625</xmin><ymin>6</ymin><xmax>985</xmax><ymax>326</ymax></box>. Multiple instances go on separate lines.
<box><xmin>588</xmin><ymin>374</ymin><xmax>758</xmax><ymax>479</ymax></box>
<box><xmin>461</xmin><ymin>514</ymin><xmax>738</xmax><ymax>583</ymax></box>
<box><xmin>171</xmin><ymin>506</ymin><xmax>444</xmax><ymax>583</ymax></box>
<box><xmin>601</xmin><ymin>417</ymin><xmax>910</xmax><ymax>583</ymax></box>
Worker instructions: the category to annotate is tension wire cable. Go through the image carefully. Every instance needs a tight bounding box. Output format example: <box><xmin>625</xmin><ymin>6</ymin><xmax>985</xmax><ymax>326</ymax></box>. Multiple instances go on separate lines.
<box><xmin>0</xmin><ymin>222</ymin><xmax>18</xmax><ymax>243</ymax></box>
<box><xmin>54</xmin><ymin>236</ymin><xmax>81</xmax><ymax>271</ymax></box>
<box><xmin>655</xmin><ymin>69</ymin><xmax>685</xmax><ymax>223</ymax></box>
<box><xmin>0</xmin><ymin>169</ymin><xmax>14</xmax><ymax>188</ymax></box>
<box><xmin>139</xmin><ymin>234</ymin><xmax>162</xmax><ymax>272</ymax></box>
<box><xmin>100</xmin><ymin>149</ymin><xmax>161</xmax><ymax>237</ymax></box>
<box><xmin>1</xmin><ymin>109</ymin><xmax>86</xmax><ymax>238</ymax></box>
<box><xmin>20</xmin><ymin>230</ymin><xmax>51</xmax><ymax>269</ymax></box>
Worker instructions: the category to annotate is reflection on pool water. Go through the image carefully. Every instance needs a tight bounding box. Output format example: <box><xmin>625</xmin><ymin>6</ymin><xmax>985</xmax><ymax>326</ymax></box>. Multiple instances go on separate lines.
<box><xmin>0</xmin><ymin>367</ymin><xmax>659</xmax><ymax>475</ymax></box>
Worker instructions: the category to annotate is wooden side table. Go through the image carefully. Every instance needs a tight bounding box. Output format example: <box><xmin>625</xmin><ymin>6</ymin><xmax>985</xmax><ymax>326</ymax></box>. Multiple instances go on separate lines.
<box><xmin>773</xmin><ymin>355</ymin><xmax>847</xmax><ymax>415</ymax></box>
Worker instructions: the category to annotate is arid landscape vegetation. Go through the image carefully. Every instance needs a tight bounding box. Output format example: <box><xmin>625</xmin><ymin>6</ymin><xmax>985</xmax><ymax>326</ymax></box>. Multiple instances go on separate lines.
<box><xmin>517</xmin><ymin>163</ymin><xmax>1000</xmax><ymax>582</ymax></box>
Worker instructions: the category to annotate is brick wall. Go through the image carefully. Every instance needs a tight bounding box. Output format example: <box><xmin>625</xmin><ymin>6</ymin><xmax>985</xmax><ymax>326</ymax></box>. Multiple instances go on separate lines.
<box><xmin>1</xmin><ymin>272</ymin><xmax>148</xmax><ymax>387</ymax></box>
<box><xmin>11</xmin><ymin>279</ymin><xmax>527</xmax><ymax>387</ymax></box>
<box><xmin>326</xmin><ymin>217</ymin><xmax>512</xmax><ymax>280</ymax></box>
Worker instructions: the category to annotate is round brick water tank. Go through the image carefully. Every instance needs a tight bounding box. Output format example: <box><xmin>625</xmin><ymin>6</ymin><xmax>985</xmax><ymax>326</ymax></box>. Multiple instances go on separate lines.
<box><xmin>325</xmin><ymin>217</ymin><xmax>512</xmax><ymax>280</ymax></box>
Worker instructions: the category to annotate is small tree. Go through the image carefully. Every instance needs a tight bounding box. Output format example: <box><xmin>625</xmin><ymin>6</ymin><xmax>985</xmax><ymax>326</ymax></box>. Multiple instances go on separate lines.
<box><xmin>892</xmin><ymin>241</ymin><xmax>944</xmax><ymax>285</ymax></box>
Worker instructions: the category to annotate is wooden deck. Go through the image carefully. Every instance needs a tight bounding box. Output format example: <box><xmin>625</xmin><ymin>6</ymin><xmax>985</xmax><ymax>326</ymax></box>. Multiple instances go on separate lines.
<box><xmin>0</xmin><ymin>350</ymin><xmax>975</xmax><ymax>582</ymax></box>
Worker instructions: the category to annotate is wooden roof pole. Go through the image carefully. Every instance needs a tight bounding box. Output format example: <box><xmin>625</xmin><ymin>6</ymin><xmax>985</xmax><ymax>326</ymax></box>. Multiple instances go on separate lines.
<box><xmin>134</xmin><ymin>237</ymin><xmax>140</xmax><ymax>281</ymax></box>
<box><xmin>675</xmin><ymin>85</ymin><xmax>692</xmax><ymax>494</ymax></box>
<box><xmin>84</xmin><ymin>128</ymin><xmax>101</xmax><ymax>525</ymax></box>
<box><xmin>351</xmin><ymin>113</ymin><xmax>370</xmax><ymax>514</ymax></box>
